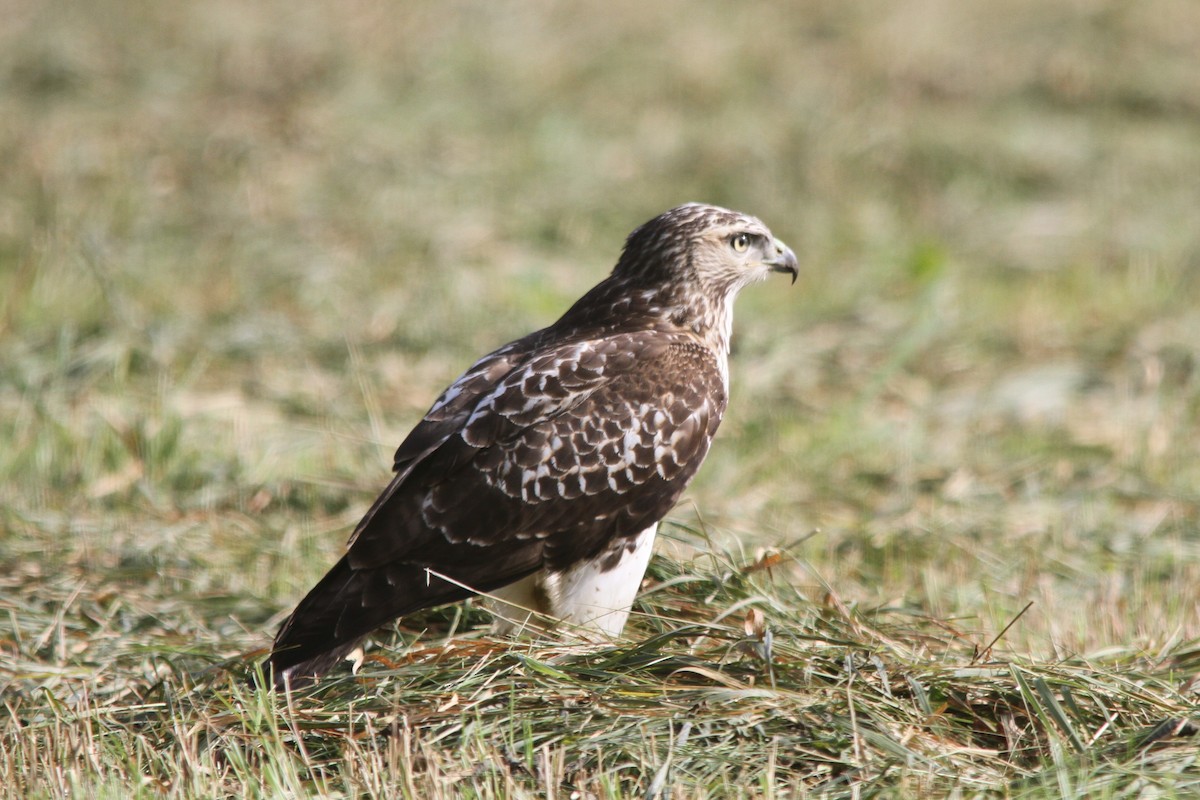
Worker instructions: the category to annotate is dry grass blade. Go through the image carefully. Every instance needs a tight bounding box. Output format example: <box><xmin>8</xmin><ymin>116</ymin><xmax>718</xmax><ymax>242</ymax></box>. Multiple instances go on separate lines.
<box><xmin>4</xmin><ymin>0</ymin><xmax>1200</xmax><ymax>796</ymax></box>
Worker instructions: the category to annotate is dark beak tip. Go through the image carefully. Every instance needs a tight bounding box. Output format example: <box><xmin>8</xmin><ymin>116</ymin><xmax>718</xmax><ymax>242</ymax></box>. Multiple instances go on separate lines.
<box><xmin>770</xmin><ymin>255</ymin><xmax>798</xmax><ymax>285</ymax></box>
<box><xmin>766</xmin><ymin>241</ymin><xmax>798</xmax><ymax>285</ymax></box>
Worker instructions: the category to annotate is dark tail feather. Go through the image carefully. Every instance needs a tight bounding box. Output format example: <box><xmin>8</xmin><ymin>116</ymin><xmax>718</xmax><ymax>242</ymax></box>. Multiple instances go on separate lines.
<box><xmin>263</xmin><ymin>555</ymin><xmax>476</xmax><ymax>689</ymax></box>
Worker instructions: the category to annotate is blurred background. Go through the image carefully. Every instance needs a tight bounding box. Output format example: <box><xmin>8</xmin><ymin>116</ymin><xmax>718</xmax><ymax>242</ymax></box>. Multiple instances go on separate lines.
<box><xmin>2</xmin><ymin>0</ymin><xmax>1199</xmax><ymax>659</ymax></box>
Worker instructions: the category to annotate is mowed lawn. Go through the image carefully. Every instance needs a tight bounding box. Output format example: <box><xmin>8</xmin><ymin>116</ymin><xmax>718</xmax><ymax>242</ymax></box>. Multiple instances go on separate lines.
<box><xmin>2</xmin><ymin>1</ymin><xmax>1199</xmax><ymax>797</ymax></box>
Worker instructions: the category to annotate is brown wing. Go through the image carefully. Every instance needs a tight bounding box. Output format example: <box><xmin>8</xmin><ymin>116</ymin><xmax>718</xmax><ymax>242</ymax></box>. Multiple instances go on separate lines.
<box><xmin>267</xmin><ymin>331</ymin><xmax>726</xmax><ymax>685</ymax></box>
<box><xmin>346</xmin><ymin>332</ymin><xmax>725</xmax><ymax>569</ymax></box>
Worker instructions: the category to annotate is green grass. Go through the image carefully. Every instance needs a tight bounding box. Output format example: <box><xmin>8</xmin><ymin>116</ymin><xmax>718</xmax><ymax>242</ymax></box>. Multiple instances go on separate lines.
<box><xmin>3</xmin><ymin>0</ymin><xmax>1200</xmax><ymax>796</ymax></box>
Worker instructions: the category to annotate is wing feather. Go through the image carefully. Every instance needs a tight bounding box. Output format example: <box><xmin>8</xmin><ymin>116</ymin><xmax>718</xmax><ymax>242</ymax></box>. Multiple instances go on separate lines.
<box><xmin>345</xmin><ymin>331</ymin><xmax>724</xmax><ymax>572</ymax></box>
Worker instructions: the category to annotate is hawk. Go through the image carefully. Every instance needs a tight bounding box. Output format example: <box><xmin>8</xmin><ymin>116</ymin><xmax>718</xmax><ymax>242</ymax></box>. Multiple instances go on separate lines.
<box><xmin>265</xmin><ymin>203</ymin><xmax>797</xmax><ymax>687</ymax></box>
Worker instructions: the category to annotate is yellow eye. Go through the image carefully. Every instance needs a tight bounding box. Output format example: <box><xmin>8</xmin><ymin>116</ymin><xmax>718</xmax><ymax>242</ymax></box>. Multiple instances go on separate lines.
<box><xmin>731</xmin><ymin>233</ymin><xmax>751</xmax><ymax>253</ymax></box>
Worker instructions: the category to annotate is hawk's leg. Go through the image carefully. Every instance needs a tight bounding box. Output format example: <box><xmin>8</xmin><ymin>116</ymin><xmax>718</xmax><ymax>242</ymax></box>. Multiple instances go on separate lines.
<box><xmin>488</xmin><ymin>524</ymin><xmax>657</xmax><ymax>638</ymax></box>
<box><xmin>487</xmin><ymin>572</ymin><xmax>552</xmax><ymax>634</ymax></box>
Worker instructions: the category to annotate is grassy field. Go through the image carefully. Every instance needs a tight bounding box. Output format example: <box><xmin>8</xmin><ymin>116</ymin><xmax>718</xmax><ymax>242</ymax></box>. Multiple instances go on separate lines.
<box><xmin>3</xmin><ymin>0</ymin><xmax>1200</xmax><ymax>796</ymax></box>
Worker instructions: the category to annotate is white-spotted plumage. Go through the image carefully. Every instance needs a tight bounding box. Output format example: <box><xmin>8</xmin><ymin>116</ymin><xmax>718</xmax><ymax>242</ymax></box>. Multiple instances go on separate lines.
<box><xmin>266</xmin><ymin>203</ymin><xmax>797</xmax><ymax>687</ymax></box>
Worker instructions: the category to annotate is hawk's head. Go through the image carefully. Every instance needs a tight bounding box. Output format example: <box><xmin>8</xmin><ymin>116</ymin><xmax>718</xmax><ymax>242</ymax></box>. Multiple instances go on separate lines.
<box><xmin>616</xmin><ymin>203</ymin><xmax>797</xmax><ymax>296</ymax></box>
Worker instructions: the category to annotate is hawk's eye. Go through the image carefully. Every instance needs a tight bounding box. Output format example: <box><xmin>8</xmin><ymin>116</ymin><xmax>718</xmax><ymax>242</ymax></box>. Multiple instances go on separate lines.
<box><xmin>731</xmin><ymin>233</ymin><xmax>751</xmax><ymax>253</ymax></box>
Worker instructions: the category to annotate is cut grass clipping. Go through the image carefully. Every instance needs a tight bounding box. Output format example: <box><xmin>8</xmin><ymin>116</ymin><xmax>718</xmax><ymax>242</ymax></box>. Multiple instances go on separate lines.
<box><xmin>4</xmin><ymin>530</ymin><xmax>1198</xmax><ymax>798</ymax></box>
<box><xmin>4</xmin><ymin>0</ymin><xmax>1200</xmax><ymax>795</ymax></box>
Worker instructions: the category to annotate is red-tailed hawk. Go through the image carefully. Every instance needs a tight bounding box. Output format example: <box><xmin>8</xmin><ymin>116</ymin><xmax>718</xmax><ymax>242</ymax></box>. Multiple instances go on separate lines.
<box><xmin>265</xmin><ymin>203</ymin><xmax>797</xmax><ymax>687</ymax></box>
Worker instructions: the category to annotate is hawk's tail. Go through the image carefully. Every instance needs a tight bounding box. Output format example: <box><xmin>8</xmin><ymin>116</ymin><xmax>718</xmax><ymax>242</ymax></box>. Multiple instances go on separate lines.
<box><xmin>262</xmin><ymin>555</ymin><xmax>474</xmax><ymax>689</ymax></box>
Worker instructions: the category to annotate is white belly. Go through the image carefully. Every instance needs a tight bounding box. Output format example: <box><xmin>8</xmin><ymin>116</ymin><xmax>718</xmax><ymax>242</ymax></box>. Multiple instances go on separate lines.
<box><xmin>487</xmin><ymin>524</ymin><xmax>658</xmax><ymax>638</ymax></box>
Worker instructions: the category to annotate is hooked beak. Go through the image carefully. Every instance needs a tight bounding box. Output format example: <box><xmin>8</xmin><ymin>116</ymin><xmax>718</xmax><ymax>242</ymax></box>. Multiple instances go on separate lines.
<box><xmin>765</xmin><ymin>239</ymin><xmax>798</xmax><ymax>285</ymax></box>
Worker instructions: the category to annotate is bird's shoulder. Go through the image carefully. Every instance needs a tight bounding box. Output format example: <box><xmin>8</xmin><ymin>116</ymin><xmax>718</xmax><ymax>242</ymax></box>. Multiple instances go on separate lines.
<box><xmin>392</xmin><ymin>326</ymin><xmax>721</xmax><ymax>470</ymax></box>
<box><xmin>344</xmin><ymin>326</ymin><xmax>725</xmax><ymax>560</ymax></box>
